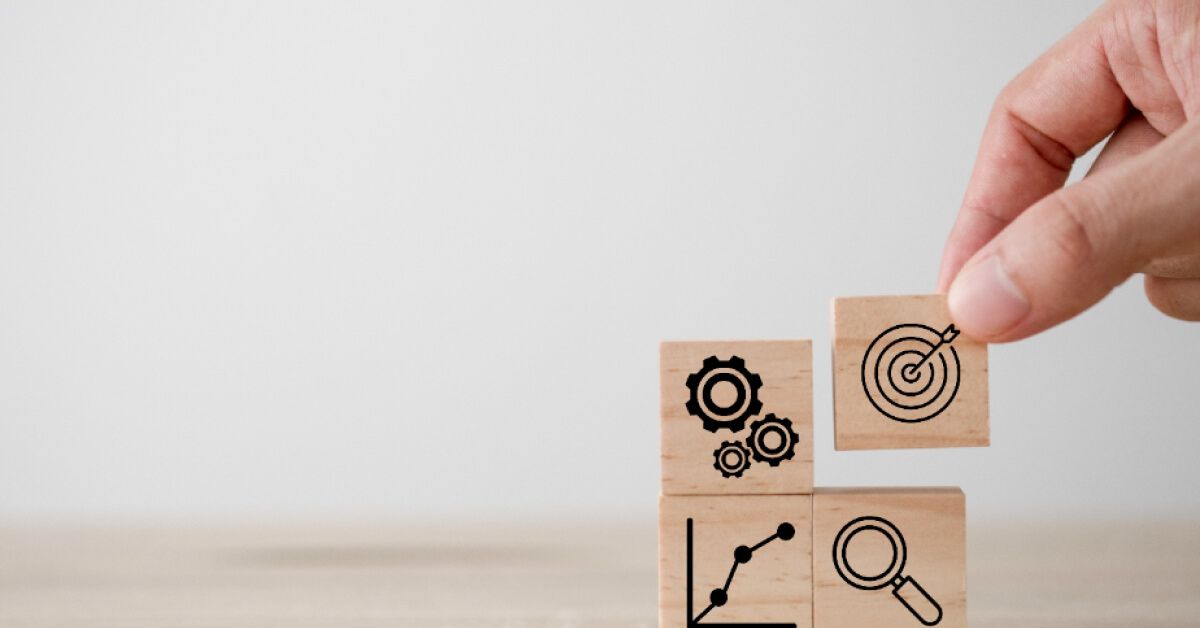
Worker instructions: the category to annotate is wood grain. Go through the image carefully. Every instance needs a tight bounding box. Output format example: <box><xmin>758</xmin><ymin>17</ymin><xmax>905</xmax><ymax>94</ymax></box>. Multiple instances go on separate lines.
<box><xmin>659</xmin><ymin>494</ymin><xmax>812</xmax><ymax>628</ymax></box>
<box><xmin>0</xmin><ymin>519</ymin><xmax>1199</xmax><ymax>626</ymax></box>
<box><xmin>832</xmin><ymin>295</ymin><xmax>989</xmax><ymax>450</ymax></box>
<box><xmin>661</xmin><ymin>340</ymin><xmax>813</xmax><ymax>495</ymax></box>
<box><xmin>813</xmin><ymin>487</ymin><xmax>966</xmax><ymax>628</ymax></box>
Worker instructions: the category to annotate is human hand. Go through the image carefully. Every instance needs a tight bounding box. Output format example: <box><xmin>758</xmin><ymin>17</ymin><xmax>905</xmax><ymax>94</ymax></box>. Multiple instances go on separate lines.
<box><xmin>938</xmin><ymin>0</ymin><xmax>1200</xmax><ymax>342</ymax></box>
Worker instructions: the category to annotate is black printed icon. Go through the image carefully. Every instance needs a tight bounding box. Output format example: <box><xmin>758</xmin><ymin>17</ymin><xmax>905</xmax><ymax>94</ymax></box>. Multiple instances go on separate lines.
<box><xmin>747</xmin><ymin>414</ymin><xmax>798</xmax><ymax>467</ymax></box>
<box><xmin>832</xmin><ymin>516</ymin><xmax>943</xmax><ymax>626</ymax></box>
<box><xmin>686</xmin><ymin>356</ymin><xmax>763</xmax><ymax>433</ymax></box>
<box><xmin>686</xmin><ymin>356</ymin><xmax>799</xmax><ymax>479</ymax></box>
<box><xmin>861</xmin><ymin>323</ymin><xmax>961</xmax><ymax>423</ymax></box>
<box><xmin>686</xmin><ymin>517</ymin><xmax>797</xmax><ymax>628</ymax></box>
<box><xmin>713</xmin><ymin>441</ymin><xmax>753</xmax><ymax>478</ymax></box>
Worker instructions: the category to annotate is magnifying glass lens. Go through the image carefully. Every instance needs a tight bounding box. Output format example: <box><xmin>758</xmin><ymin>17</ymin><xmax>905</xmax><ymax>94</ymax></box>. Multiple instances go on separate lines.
<box><xmin>832</xmin><ymin>517</ymin><xmax>905</xmax><ymax>591</ymax></box>
<box><xmin>843</xmin><ymin>528</ymin><xmax>897</xmax><ymax>581</ymax></box>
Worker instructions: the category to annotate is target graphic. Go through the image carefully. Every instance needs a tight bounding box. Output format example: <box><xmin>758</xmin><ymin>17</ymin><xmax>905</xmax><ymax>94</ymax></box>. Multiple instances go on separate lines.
<box><xmin>861</xmin><ymin>323</ymin><xmax>961</xmax><ymax>423</ymax></box>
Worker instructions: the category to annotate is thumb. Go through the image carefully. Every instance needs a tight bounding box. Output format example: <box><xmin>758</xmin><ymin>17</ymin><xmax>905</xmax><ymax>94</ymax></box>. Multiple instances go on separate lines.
<box><xmin>946</xmin><ymin>119</ymin><xmax>1200</xmax><ymax>342</ymax></box>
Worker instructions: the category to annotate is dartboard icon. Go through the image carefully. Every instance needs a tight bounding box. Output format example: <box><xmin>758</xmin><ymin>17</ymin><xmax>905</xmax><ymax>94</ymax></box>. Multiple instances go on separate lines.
<box><xmin>861</xmin><ymin>323</ymin><xmax>961</xmax><ymax>423</ymax></box>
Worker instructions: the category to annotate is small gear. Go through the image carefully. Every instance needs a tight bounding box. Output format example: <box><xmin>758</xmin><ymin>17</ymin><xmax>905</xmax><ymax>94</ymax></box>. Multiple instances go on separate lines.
<box><xmin>746</xmin><ymin>414</ymin><xmax>798</xmax><ymax>467</ymax></box>
<box><xmin>685</xmin><ymin>355</ymin><xmax>764</xmax><ymax>433</ymax></box>
<box><xmin>713</xmin><ymin>441</ymin><xmax>752</xmax><ymax>478</ymax></box>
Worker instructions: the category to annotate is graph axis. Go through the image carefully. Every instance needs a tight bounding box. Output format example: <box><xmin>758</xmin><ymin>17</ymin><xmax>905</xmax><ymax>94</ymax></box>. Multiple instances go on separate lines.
<box><xmin>686</xmin><ymin>517</ymin><xmax>797</xmax><ymax>628</ymax></box>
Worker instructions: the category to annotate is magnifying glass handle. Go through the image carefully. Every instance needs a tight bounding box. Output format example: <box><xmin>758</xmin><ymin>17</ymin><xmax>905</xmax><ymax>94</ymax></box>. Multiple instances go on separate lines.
<box><xmin>892</xmin><ymin>575</ymin><xmax>943</xmax><ymax>626</ymax></box>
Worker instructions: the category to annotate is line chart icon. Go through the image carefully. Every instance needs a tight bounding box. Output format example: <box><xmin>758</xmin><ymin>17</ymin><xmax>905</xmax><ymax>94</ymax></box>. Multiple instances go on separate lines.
<box><xmin>860</xmin><ymin>323</ymin><xmax>961</xmax><ymax>423</ymax></box>
<box><xmin>686</xmin><ymin>517</ymin><xmax>798</xmax><ymax>628</ymax></box>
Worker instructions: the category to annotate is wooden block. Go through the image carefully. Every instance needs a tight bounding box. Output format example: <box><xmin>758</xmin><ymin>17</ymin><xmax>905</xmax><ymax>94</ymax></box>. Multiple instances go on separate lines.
<box><xmin>661</xmin><ymin>341</ymin><xmax>813</xmax><ymax>495</ymax></box>
<box><xmin>832</xmin><ymin>295</ymin><xmax>988</xmax><ymax>450</ymax></box>
<box><xmin>659</xmin><ymin>494</ymin><xmax>813</xmax><ymax>628</ymax></box>
<box><xmin>813</xmin><ymin>487</ymin><xmax>966</xmax><ymax>628</ymax></box>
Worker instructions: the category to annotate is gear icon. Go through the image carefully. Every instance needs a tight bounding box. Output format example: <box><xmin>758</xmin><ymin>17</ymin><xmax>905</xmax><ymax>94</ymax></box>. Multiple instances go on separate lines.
<box><xmin>747</xmin><ymin>414</ymin><xmax>799</xmax><ymax>467</ymax></box>
<box><xmin>685</xmin><ymin>355</ymin><xmax>763</xmax><ymax>433</ymax></box>
<box><xmin>713</xmin><ymin>441</ymin><xmax>753</xmax><ymax>478</ymax></box>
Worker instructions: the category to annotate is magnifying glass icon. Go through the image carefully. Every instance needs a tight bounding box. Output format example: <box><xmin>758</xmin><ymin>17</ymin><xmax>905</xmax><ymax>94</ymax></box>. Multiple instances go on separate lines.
<box><xmin>832</xmin><ymin>516</ymin><xmax>943</xmax><ymax>626</ymax></box>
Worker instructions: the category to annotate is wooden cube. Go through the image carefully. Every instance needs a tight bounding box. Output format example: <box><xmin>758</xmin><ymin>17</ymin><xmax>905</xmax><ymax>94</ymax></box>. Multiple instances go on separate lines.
<box><xmin>832</xmin><ymin>295</ymin><xmax>988</xmax><ymax>450</ymax></box>
<box><xmin>661</xmin><ymin>341</ymin><xmax>813</xmax><ymax>495</ymax></box>
<box><xmin>660</xmin><ymin>494</ymin><xmax>813</xmax><ymax>628</ymax></box>
<box><xmin>813</xmin><ymin>487</ymin><xmax>966</xmax><ymax>628</ymax></box>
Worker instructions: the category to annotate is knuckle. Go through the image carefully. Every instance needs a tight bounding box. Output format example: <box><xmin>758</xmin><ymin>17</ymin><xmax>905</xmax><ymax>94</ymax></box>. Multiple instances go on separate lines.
<box><xmin>961</xmin><ymin>198</ymin><xmax>1009</xmax><ymax>230</ymax></box>
<box><xmin>1043</xmin><ymin>191</ymin><xmax>1104</xmax><ymax>269</ymax></box>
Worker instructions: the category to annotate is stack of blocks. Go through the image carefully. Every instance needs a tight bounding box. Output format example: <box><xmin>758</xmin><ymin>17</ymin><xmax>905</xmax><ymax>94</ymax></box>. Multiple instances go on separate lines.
<box><xmin>659</xmin><ymin>295</ymin><xmax>988</xmax><ymax>628</ymax></box>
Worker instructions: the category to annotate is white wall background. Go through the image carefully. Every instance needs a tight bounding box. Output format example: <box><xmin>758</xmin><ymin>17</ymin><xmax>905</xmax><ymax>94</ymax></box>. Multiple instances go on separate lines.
<box><xmin>2</xmin><ymin>0</ymin><xmax>1196</xmax><ymax>523</ymax></box>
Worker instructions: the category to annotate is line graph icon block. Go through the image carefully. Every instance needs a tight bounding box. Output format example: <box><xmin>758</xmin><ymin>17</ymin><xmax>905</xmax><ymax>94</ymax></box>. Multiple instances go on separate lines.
<box><xmin>661</xmin><ymin>340</ymin><xmax>813</xmax><ymax>495</ymax></box>
<box><xmin>813</xmin><ymin>487</ymin><xmax>965</xmax><ymax>628</ymax></box>
<box><xmin>832</xmin><ymin>295</ymin><xmax>988</xmax><ymax>450</ymax></box>
<box><xmin>660</xmin><ymin>494</ymin><xmax>813</xmax><ymax>628</ymax></box>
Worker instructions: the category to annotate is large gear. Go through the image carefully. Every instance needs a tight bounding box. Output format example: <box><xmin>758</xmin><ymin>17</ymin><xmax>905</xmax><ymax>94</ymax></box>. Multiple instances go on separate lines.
<box><xmin>746</xmin><ymin>413</ymin><xmax>799</xmax><ymax>467</ymax></box>
<box><xmin>713</xmin><ymin>440</ymin><xmax>753</xmax><ymax>478</ymax></box>
<box><xmin>685</xmin><ymin>355</ymin><xmax>763</xmax><ymax>433</ymax></box>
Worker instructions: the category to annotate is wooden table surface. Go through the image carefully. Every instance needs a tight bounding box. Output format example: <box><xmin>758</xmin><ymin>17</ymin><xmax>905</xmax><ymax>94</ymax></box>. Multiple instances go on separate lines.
<box><xmin>1</xmin><ymin>520</ymin><xmax>1198</xmax><ymax>627</ymax></box>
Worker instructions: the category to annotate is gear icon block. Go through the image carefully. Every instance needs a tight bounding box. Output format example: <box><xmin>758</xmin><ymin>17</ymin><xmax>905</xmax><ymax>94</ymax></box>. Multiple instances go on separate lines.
<box><xmin>685</xmin><ymin>355</ymin><xmax>764</xmax><ymax>433</ymax></box>
<box><xmin>662</xmin><ymin>341</ymin><xmax>812</xmax><ymax>492</ymax></box>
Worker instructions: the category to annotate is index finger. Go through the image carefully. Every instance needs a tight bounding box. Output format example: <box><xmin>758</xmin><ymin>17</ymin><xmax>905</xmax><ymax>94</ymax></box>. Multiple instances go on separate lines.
<box><xmin>936</xmin><ymin>5</ymin><xmax>1131</xmax><ymax>291</ymax></box>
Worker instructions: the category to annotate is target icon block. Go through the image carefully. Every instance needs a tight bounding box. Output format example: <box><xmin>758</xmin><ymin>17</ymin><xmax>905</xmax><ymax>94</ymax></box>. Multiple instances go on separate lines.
<box><xmin>661</xmin><ymin>340</ymin><xmax>813</xmax><ymax>496</ymax></box>
<box><xmin>832</xmin><ymin>295</ymin><xmax>989</xmax><ymax>450</ymax></box>
<box><xmin>813</xmin><ymin>488</ymin><xmax>966</xmax><ymax>628</ymax></box>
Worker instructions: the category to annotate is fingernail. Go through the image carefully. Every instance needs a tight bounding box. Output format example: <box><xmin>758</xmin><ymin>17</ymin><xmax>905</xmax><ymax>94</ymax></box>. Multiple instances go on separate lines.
<box><xmin>948</xmin><ymin>254</ymin><xmax>1030</xmax><ymax>339</ymax></box>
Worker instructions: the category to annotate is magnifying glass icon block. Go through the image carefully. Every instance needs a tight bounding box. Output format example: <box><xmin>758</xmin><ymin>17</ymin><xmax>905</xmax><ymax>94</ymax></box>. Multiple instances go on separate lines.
<box><xmin>832</xmin><ymin>516</ymin><xmax>943</xmax><ymax>626</ymax></box>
